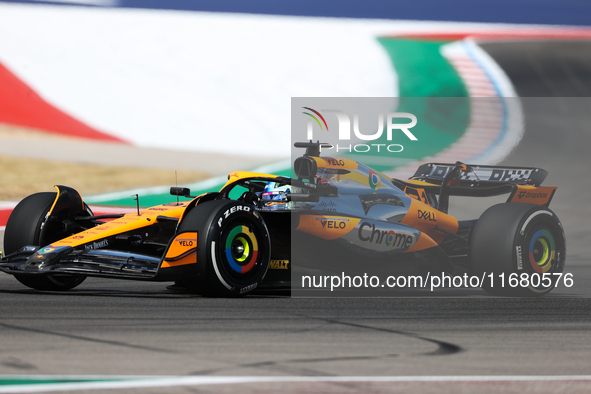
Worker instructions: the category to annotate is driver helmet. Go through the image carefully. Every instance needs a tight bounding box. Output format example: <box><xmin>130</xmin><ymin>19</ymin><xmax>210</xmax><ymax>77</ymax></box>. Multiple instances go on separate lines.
<box><xmin>262</xmin><ymin>182</ymin><xmax>291</xmax><ymax>205</ymax></box>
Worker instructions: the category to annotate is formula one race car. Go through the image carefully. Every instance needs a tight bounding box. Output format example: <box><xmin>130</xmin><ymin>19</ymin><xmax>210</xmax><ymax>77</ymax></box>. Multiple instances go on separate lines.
<box><xmin>0</xmin><ymin>142</ymin><xmax>566</xmax><ymax>296</ymax></box>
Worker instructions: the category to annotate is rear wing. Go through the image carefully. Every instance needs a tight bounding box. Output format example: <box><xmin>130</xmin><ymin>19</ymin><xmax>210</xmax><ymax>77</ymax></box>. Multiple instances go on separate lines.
<box><xmin>410</xmin><ymin>163</ymin><xmax>548</xmax><ymax>187</ymax></box>
<box><xmin>401</xmin><ymin>162</ymin><xmax>555</xmax><ymax>213</ymax></box>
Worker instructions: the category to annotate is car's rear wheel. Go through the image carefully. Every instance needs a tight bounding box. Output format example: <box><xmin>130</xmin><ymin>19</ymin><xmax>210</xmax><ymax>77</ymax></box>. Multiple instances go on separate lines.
<box><xmin>177</xmin><ymin>200</ymin><xmax>271</xmax><ymax>297</ymax></box>
<box><xmin>470</xmin><ymin>203</ymin><xmax>566</xmax><ymax>296</ymax></box>
<box><xmin>4</xmin><ymin>192</ymin><xmax>87</xmax><ymax>291</ymax></box>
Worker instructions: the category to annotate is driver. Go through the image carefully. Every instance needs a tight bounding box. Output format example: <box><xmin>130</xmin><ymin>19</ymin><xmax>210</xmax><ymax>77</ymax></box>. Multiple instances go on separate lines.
<box><xmin>262</xmin><ymin>182</ymin><xmax>291</xmax><ymax>207</ymax></box>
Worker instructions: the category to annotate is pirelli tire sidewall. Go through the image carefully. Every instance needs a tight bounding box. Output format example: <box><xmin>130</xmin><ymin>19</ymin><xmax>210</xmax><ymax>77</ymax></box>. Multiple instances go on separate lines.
<box><xmin>470</xmin><ymin>203</ymin><xmax>566</xmax><ymax>297</ymax></box>
<box><xmin>187</xmin><ymin>200</ymin><xmax>271</xmax><ymax>296</ymax></box>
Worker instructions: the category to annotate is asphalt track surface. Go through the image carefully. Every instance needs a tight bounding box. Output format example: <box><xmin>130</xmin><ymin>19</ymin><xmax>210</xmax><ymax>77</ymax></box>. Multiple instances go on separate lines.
<box><xmin>1</xmin><ymin>41</ymin><xmax>591</xmax><ymax>393</ymax></box>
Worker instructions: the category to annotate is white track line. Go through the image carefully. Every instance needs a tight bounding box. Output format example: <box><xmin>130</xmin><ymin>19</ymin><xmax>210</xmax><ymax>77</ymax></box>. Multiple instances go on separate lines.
<box><xmin>2</xmin><ymin>375</ymin><xmax>591</xmax><ymax>393</ymax></box>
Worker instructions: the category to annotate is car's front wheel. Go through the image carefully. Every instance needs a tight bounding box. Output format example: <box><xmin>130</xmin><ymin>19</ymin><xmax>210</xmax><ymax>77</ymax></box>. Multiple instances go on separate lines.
<box><xmin>4</xmin><ymin>192</ymin><xmax>87</xmax><ymax>291</ymax></box>
<box><xmin>177</xmin><ymin>200</ymin><xmax>271</xmax><ymax>297</ymax></box>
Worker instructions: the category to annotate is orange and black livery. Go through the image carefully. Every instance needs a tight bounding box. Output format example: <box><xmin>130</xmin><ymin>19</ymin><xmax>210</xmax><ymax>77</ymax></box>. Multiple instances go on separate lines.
<box><xmin>0</xmin><ymin>142</ymin><xmax>565</xmax><ymax>297</ymax></box>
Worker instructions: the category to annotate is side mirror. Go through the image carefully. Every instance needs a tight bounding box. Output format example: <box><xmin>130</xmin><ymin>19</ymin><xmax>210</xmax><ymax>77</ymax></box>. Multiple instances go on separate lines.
<box><xmin>170</xmin><ymin>187</ymin><xmax>191</xmax><ymax>197</ymax></box>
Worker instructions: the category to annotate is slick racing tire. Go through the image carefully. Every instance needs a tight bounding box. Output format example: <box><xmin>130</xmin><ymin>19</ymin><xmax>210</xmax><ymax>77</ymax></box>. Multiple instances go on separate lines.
<box><xmin>177</xmin><ymin>200</ymin><xmax>271</xmax><ymax>297</ymax></box>
<box><xmin>4</xmin><ymin>192</ymin><xmax>87</xmax><ymax>291</ymax></box>
<box><xmin>470</xmin><ymin>203</ymin><xmax>566</xmax><ymax>297</ymax></box>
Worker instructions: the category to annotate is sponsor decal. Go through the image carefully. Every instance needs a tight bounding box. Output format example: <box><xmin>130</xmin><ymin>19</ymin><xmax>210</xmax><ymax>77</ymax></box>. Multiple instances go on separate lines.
<box><xmin>163</xmin><ymin>232</ymin><xmax>198</xmax><ymax>266</ymax></box>
<box><xmin>316</xmin><ymin>217</ymin><xmax>350</xmax><ymax>229</ymax></box>
<box><xmin>269</xmin><ymin>260</ymin><xmax>289</xmax><ymax>270</ymax></box>
<box><xmin>217</xmin><ymin>205</ymin><xmax>251</xmax><ymax>227</ymax></box>
<box><xmin>239</xmin><ymin>283</ymin><xmax>258</xmax><ymax>294</ymax></box>
<box><xmin>418</xmin><ymin>209</ymin><xmax>436</xmax><ymax>222</ymax></box>
<box><xmin>176</xmin><ymin>238</ymin><xmax>194</xmax><ymax>247</ymax></box>
<box><xmin>303</xmin><ymin>107</ymin><xmax>417</xmax><ymax>154</ymax></box>
<box><xmin>71</xmin><ymin>235</ymin><xmax>84</xmax><ymax>240</ymax></box>
<box><xmin>85</xmin><ymin>239</ymin><xmax>109</xmax><ymax>250</ymax></box>
<box><xmin>38</xmin><ymin>247</ymin><xmax>55</xmax><ymax>254</ymax></box>
<box><xmin>516</xmin><ymin>245</ymin><xmax>523</xmax><ymax>270</ymax></box>
<box><xmin>429</xmin><ymin>166</ymin><xmax>534</xmax><ymax>183</ymax></box>
<box><xmin>358</xmin><ymin>222</ymin><xmax>414</xmax><ymax>249</ymax></box>
<box><xmin>517</xmin><ymin>191</ymin><xmax>548</xmax><ymax>199</ymax></box>
<box><xmin>295</xmin><ymin>215</ymin><xmax>359</xmax><ymax>240</ymax></box>
<box><xmin>490</xmin><ymin>169</ymin><xmax>531</xmax><ymax>182</ymax></box>
<box><xmin>510</xmin><ymin>186</ymin><xmax>556</xmax><ymax>204</ymax></box>
<box><xmin>319</xmin><ymin>200</ymin><xmax>337</xmax><ymax>212</ymax></box>
<box><xmin>325</xmin><ymin>158</ymin><xmax>345</xmax><ymax>167</ymax></box>
<box><xmin>369</xmin><ymin>170</ymin><xmax>381</xmax><ymax>190</ymax></box>
<box><xmin>36</xmin><ymin>246</ymin><xmax>70</xmax><ymax>255</ymax></box>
